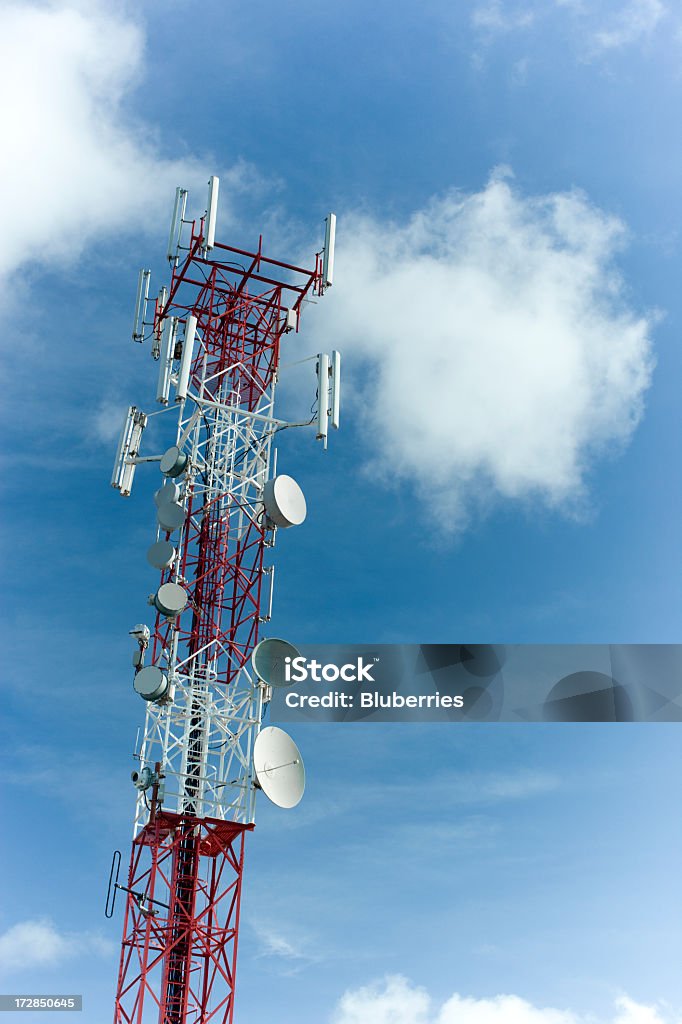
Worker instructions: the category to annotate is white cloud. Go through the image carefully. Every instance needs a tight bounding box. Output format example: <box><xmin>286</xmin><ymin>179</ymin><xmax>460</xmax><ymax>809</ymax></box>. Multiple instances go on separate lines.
<box><xmin>471</xmin><ymin>2</ymin><xmax>535</xmax><ymax>32</ymax></box>
<box><xmin>592</xmin><ymin>0</ymin><xmax>665</xmax><ymax>51</ymax></box>
<box><xmin>331</xmin><ymin>977</ymin><xmax>680</xmax><ymax>1024</ymax></box>
<box><xmin>0</xmin><ymin>2</ymin><xmax>235</xmax><ymax>297</ymax></box>
<box><xmin>333</xmin><ymin>976</ymin><xmax>431</xmax><ymax>1024</ymax></box>
<box><xmin>0</xmin><ymin>918</ymin><xmax>114</xmax><ymax>974</ymax></box>
<box><xmin>94</xmin><ymin>398</ymin><xmax>129</xmax><ymax>445</ymax></box>
<box><xmin>309</xmin><ymin>171</ymin><xmax>655</xmax><ymax>529</ymax></box>
<box><xmin>470</xmin><ymin>0</ymin><xmax>668</xmax><ymax>57</ymax></box>
<box><xmin>251</xmin><ymin>921</ymin><xmax>325</xmax><ymax>975</ymax></box>
<box><xmin>254</xmin><ymin>923</ymin><xmax>310</xmax><ymax>961</ymax></box>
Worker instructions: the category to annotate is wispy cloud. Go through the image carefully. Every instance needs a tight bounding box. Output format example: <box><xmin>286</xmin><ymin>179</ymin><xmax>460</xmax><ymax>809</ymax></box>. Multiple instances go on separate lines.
<box><xmin>331</xmin><ymin>976</ymin><xmax>680</xmax><ymax>1024</ymax></box>
<box><xmin>308</xmin><ymin>170</ymin><xmax>655</xmax><ymax>530</ymax></box>
<box><xmin>591</xmin><ymin>0</ymin><xmax>665</xmax><ymax>52</ymax></box>
<box><xmin>470</xmin><ymin>0</ymin><xmax>670</xmax><ymax>60</ymax></box>
<box><xmin>471</xmin><ymin>1</ymin><xmax>535</xmax><ymax>32</ymax></box>
<box><xmin>263</xmin><ymin>768</ymin><xmax>561</xmax><ymax>837</ymax></box>
<box><xmin>251</xmin><ymin>921</ymin><xmax>325</xmax><ymax>975</ymax></box>
<box><xmin>0</xmin><ymin>918</ymin><xmax>114</xmax><ymax>975</ymax></box>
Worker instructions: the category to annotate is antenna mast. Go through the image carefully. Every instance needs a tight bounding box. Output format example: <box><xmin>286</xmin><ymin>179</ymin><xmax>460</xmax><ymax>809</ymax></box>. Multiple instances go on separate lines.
<box><xmin>110</xmin><ymin>182</ymin><xmax>339</xmax><ymax>1023</ymax></box>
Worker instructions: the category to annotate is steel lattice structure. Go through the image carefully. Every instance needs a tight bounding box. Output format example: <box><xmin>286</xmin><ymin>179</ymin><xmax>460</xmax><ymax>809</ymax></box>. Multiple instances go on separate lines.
<box><xmin>110</xmin><ymin>180</ymin><xmax>335</xmax><ymax>1024</ymax></box>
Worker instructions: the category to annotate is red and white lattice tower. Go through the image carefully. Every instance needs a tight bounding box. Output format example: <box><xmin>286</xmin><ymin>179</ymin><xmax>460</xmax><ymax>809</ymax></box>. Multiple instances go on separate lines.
<box><xmin>108</xmin><ymin>177</ymin><xmax>338</xmax><ymax>1023</ymax></box>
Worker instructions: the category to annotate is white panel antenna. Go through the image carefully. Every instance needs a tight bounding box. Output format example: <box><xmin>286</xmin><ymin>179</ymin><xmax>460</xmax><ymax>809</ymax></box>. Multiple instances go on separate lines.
<box><xmin>330</xmin><ymin>350</ymin><xmax>341</xmax><ymax>430</ymax></box>
<box><xmin>111</xmin><ymin>406</ymin><xmax>147</xmax><ymax>496</ymax></box>
<box><xmin>322</xmin><ymin>213</ymin><xmax>336</xmax><ymax>289</ymax></box>
<box><xmin>203</xmin><ymin>176</ymin><xmax>220</xmax><ymax>252</ymax></box>
<box><xmin>283</xmin><ymin>308</ymin><xmax>297</xmax><ymax>333</ymax></box>
<box><xmin>316</xmin><ymin>352</ymin><xmax>330</xmax><ymax>445</ymax></box>
<box><xmin>156</xmin><ymin>317</ymin><xmax>177</xmax><ymax>404</ymax></box>
<box><xmin>176</xmin><ymin>314</ymin><xmax>197</xmax><ymax>402</ymax></box>
<box><xmin>167</xmin><ymin>187</ymin><xmax>188</xmax><ymax>263</ymax></box>
<box><xmin>132</xmin><ymin>269</ymin><xmax>151</xmax><ymax>342</ymax></box>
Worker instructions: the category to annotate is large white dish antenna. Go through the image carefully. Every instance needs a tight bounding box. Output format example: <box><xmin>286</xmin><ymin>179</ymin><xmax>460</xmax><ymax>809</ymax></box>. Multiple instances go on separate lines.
<box><xmin>134</xmin><ymin>665</ymin><xmax>170</xmax><ymax>702</ymax></box>
<box><xmin>147</xmin><ymin>540</ymin><xmax>177</xmax><ymax>571</ymax></box>
<box><xmin>253</xmin><ymin>727</ymin><xmax>305</xmax><ymax>809</ymax></box>
<box><xmin>262</xmin><ymin>475</ymin><xmax>306</xmax><ymax>528</ymax></box>
<box><xmin>157</xmin><ymin>501</ymin><xmax>186</xmax><ymax>533</ymax></box>
<box><xmin>154</xmin><ymin>481</ymin><xmax>180</xmax><ymax>508</ymax></box>
<box><xmin>160</xmin><ymin>445</ymin><xmax>188</xmax><ymax>478</ymax></box>
<box><xmin>154</xmin><ymin>582</ymin><xmax>188</xmax><ymax>617</ymax></box>
<box><xmin>251</xmin><ymin>637</ymin><xmax>301</xmax><ymax>688</ymax></box>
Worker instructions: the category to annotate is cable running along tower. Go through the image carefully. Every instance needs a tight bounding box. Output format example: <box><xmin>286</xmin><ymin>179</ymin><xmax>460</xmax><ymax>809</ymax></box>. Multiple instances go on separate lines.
<box><xmin>107</xmin><ymin>177</ymin><xmax>339</xmax><ymax>1024</ymax></box>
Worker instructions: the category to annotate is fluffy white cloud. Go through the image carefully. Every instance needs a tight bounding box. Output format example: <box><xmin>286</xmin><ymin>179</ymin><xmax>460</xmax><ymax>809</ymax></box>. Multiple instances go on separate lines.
<box><xmin>331</xmin><ymin>977</ymin><xmax>679</xmax><ymax>1024</ymax></box>
<box><xmin>0</xmin><ymin>2</ymin><xmax>223</xmax><ymax>289</ymax></box>
<box><xmin>0</xmin><ymin>918</ymin><xmax>113</xmax><ymax>973</ymax></box>
<box><xmin>309</xmin><ymin>171</ymin><xmax>654</xmax><ymax>528</ymax></box>
<box><xmin>332</xmin><ymin>976</ymin><xmax>431</xmax><ymax>1024</ymax></box>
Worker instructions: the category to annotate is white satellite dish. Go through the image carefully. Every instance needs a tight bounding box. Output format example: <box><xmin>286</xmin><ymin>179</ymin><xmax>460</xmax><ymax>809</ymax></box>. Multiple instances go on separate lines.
<box><xmin>251</xmin><ymin>637</ymin><xmax>301</xmax><ymax>688</ymax></box>
<box><xmin>147</xmin><ymin>540</ymin><xmax>177</xmax><ymax>571</ymax></box>
<box><xmin>154</xmin><ymin>582</ymin><xmax>188</xmax><ymax>618</ymax></box>
<box><xmin>253</xmin><ymin>727</ymin><xmax>305</xmax><ymax>809</ymax></box>
<box><xmin>157</xmin><ymin>501</ymin><xmax>186</xmax><ymax>533</ymax></box>
<box><xmin>262</xmin><ymin>475</ymin><xmax>306</xmax><ymax>528</ymax></box>
<box><xmin>154</xmin><ymin>481</ymin><xmax>180</xmax><ymax>508</ymax></box>
<box><xmin>134</xmin><ymin>665</ymin><xmax>170</xmax><ymax>702</ymax></box>
<box><xmin>160</xmin><ymin>445</ymin><xmax>188</xmax><ymax>478</ymax></box>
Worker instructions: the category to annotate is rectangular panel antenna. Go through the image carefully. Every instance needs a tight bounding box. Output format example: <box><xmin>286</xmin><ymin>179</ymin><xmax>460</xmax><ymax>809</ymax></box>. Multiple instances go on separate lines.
<box><xmin>204</xmin><ymin>176</ymin><xmax>220</xmax><ymax>251</ymax></box>
<box><xmin>176</xmin><ymin>314</ymin><xmax>197</xmax><ymax>401</ymax></box>
<box><xmin>330</xmin><ymin>350</ymin><xmax>341</xmax><ymax>430</ymax></box>
<box><xmin>322</xmin><ymin>213</ymin><xmax>336</xmax><ymax>289</ymax></box>
<box><xmin>284</xmin><ymin>307</ymin><xmax>297</xmax><ymax>333</ymax></box>
<box><xmin>132</xmin><ymin>269</ymin><xmax>151</xmax><ymax>342</ymax></box>
<box><xmin>156</xmin><ymin>317</ymin><xmax>177</xmax><ymax>404</ymax></box>
<box><xmin>166</xmin><ymin>187</ymin><xmax>188</xmax><ymax>262</ymax></box>
<box><xmin>111</xmin><ymin>406</ymin><xmax>147</xmax><ymax>496</ymax></box>
<box><xmin>316</xmin><ymin>352</ymin><xmax>330</xmax><ymax>445</ymax></box>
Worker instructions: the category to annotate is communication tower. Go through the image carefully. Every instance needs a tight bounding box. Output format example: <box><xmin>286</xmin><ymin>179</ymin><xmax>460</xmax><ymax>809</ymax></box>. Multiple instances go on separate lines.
<box><xmin>106</xmin><ymin>178</ymin><xmax>340</xmax><ymax>1023</ymax></box>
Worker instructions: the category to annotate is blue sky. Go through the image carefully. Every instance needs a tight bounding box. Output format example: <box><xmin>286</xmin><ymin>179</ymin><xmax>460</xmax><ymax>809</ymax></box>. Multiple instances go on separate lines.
<box><xmin>0</xmin><ymin>0</ymin><xmax>680</xmax><ymax>1021</ymax></box>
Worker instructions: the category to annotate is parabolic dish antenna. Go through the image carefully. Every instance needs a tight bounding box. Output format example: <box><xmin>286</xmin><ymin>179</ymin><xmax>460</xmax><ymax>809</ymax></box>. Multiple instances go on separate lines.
<box><xmin>157</xmin><ymin>501</ymin><xmax>186</xmax><ymax>533</ymax></box>
<box><xmin>253</xmin><ymin>726</ymin><xmax>305</xmax><ymax>809</ymax></box>
<box><xmin>154</xmin><ymin>481</ymin><xmax>180</xmax><ymax>508</ymax></box>
<box><xmin>251</xmin><ymin>637</ymin><xmax>301</xmax><ymax>688</ymax></box>
<box><xmin>147</xmin><ymin>540</ymin><xmax>177</xmax><ymax>571</ymax></box>
<box><xmin>154</xmin><ymin>582</ymin><xmax>188</xmax><ymax>617</ymax></box>
<box><xmin>160</xmin><ymin>445</ymin><xmax>188</xmax><ymax>478</ymax></box>
<box><xmin>262</xmin><ymin>475</ymin><xmax>306</xmax><ymax>528</ymax></box>
<box><xmin>134</xmin><ymin>665</ymin><xmax>169</xmax><ymax>702</ymax></box>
